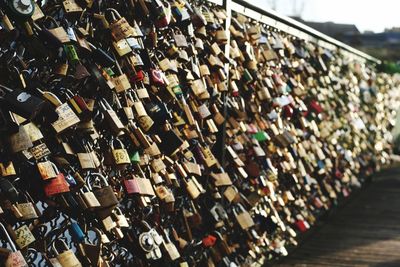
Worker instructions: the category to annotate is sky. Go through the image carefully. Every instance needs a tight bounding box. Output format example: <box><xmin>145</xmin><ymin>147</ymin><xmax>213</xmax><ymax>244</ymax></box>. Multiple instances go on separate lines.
<box><xmin>250</xmin><ymin>0</ymin><xmax>400</xmax><ymax>33</ymax></box>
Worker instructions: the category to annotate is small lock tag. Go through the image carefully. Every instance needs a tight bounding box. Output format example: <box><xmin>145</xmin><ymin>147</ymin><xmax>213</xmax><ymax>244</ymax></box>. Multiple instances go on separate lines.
<box><xmin>30</xmin><ymin>143</ymin><xmax>51</xmax><ymax>160</ymax></box>
<box><xmin>51</xmin><ymin>103</ymin><xmax>80</xmax><ymax>133</ymax></box>
<box><xmin>37</xmin><ymin>161</ymin><xmax>57</xmax><ymax>180</ymax></box>
<box><xmin>0</xmin><ymin>162</ymin><xmax>16</xmax><ymax>177</ymax></box>
<box><xmin>112</xmin><ymin>149</ymin><xmax>130</xmax><ymax>165</ymax></box>
<box><xmin>102</xmin><ymin>216</ymin><xmax>117</xmax><ymax>232</ymax></box>
<box><xmin>201</xmin><ymin>146</ymin><xmax>217</xmax><ymax>167</ymax></box>
<box><xmin>14</xmin><ymin>225</ymin><xmax>36</xmax><ymax>249</ymax></box>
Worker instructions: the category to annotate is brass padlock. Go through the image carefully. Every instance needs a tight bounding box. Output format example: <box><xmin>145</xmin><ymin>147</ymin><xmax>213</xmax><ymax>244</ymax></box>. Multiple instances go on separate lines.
<box><xmin>52</xmin><ymin>239</ymin><xmax>82</xmax><ymax>267</ymax></box>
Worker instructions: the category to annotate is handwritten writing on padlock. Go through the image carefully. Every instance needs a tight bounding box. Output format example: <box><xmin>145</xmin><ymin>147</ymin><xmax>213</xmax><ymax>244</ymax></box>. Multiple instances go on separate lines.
<box><xmin>110</xmin><ymin>138</ymin><xmax>130</xmax><ymax>165</ymax></box>
<box><xmin>14</xmin><ymin>225</ymin><xmax>36</xmax><ymax>249</ymax></box>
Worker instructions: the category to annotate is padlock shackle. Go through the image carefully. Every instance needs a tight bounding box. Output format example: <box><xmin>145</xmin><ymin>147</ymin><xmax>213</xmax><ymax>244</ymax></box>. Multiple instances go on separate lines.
<box><xmin>86</xmin><ymin>172</ymin><xmax>109</xmax><ymax>189</ymax></box>
<box><xmin>85</xmin><ymin>227</ymin><xmax>103</xmax><ymax>246</ymax></box>
<box><xmin>42</xmin><ymin>15</ymin><xmax>61</xmax><ymax>29</ymax></box>
<box><xmin>50</xmin><ymin>162</ymin><xmax>60</xmax><ymax>175</ymax></box>
<box><xmin>0</xmin><ymin>83</ymin><xmax>14</xmax><ymax>93</ymax></box>
<box><xmin>36</xmin><ymin>88</ymin><xmax>63</xmax><ymax>107</ymax></box>
<box><xmin>110</xmin><ymin>136</ymin><xmax>125</xmax><ymax>149</ymax></box>
<box><xmin>0</xmin><ymin>223</ymin><xmax>17</xmax><ymax>252</ymax></box>
<box><xmin>51</xmin><ymin>238</ymin><xmax>70</xmax><ymax>255</ymax></box>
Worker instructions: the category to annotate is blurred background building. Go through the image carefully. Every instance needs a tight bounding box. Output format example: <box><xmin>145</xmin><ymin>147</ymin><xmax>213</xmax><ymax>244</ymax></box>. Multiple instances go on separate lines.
<box><xmin>251</xmin><ymin>0</ymin><xmax>400</xmax><ymax>61</ymax></box>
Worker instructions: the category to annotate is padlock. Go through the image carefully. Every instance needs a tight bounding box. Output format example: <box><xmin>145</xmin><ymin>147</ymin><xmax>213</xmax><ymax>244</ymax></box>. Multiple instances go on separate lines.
<box><xmin>191</xmin><ymin>6</ymin><xmax>207</xmax><ymax>27</ymax></box>
<box><xmin>149</xmin><ymin>64</ymin><xmax>165</xmax><ymax>86</ymax></box>
<box><xmin>0</xmin><ymin>85</ymin><xmax>47</xmax><ymax>121</ymax></box>
<box><xmin>64</xmin><ymin>44</ymin><xmax>79</xmax><ymax>63</ymax></box>
<box><xmin>43</xmin><ymin>167</ymin><xmax>70</xmax><ymax>197</ymax></box>
<box><xmin>152</xmin><ymin>0</ymin><xmax>172</xmax><ymax>28</ymax></box>
<box><xmin>13</xmin><ymin>225</ymin><xmax>35</xmax><ymax>249</ymax></box>
<box><xmin>34</xmin><ymin>16</ymin><xmax>70</xmax><ymax>47</ymax></box>
<box><xmin>138</xmin><ymin>221</ymin><xmax>163</xmax><ymax>260</ymax></box>
<box><xmin>109</xmin><ymin>137</ymin><xmax>131</xmax><ymax>167</ymax></box>
<box><xmin>37</xmin><ymin>161</ymin><xmax>58</xmax><ymax>180</ymax></box>
<box><xmin>64</xmin><ymin>90</ymin><xmax>91</xmax><ymax>121</ymax></box>
<box><xmin>51</xmin><ymin>96</ymin><xmax>80</xmax><ymax>133</ymax></box>
<box><xmin>77</xmin><ymin>227</ymin><xmax>103</xmax><ymax>266</ymax></box>
<box><xmin>123</xmin><ymin>175</ymin><xmax>140</xmax><ymax>195</ymax></box>
<box><xmin>0</xmin><ymin>223</ymin><xmax>28</xmax><ymax>267</ymax></box>
<box><xmin>99</xmin><ymin>98</ymin><xmax>125</xmax><ymax>135</ymax></box>
<box><xmin>7</xmin><ymin>125</ymin><xmax>33</xmax><ymax>154</ymax></box>
<box><xmin>106</xmin><ymin>8</ymin><xmax>136</xmax><ymax>41</ymax></box>
<box><xmin>70</xmin><ymin>222</ymin><xmax>85</xmax><ymax>243</ymax></box>
<box><xmin>172</xmin><ymin>28</ymin><xmax>188</xmax><ymax>48</ymax></box>
<box><xmin>161</xmin><ymin>228</ymin><xmax>180</xmax><ymax>261</ymax></box>
<box><xmin>182</xmin><ymin>176</ymin><xmax>201</xmax><ymax>200</ymax></box>
<box><xmin>52</xmin><ymin>239</ymin><xmax>82</xmax><ymax>267</ymax></box>
<box><xmin>15</xmin><ymin>192</ymin><xmax>39</xmax><ymax>220</ymax></box>
<box><xmin>233</xmin><ymin>204</ymin><xmax>255</xmax><ymax>230</ymax></box>
<box><xmin>112</xmin><ymin>207</ymin><xmax>129</xmax><ymax>228</ymax></box>
<box><xmin>80</xmin><ymin>185</ymin><xmax>101</xmax><ymax>209</ymax></box>
<box><xmin>86</xmin><ymin>173</ymin><xmax>119</xmax><ymax>217</ymax></box>
<box><xmin>184</xmin><ymin>200</ymin><xmax>202</xmax><ymax>228</ymax></box>
<box><xmin>88</xmin><ymin>42</ymin><xmax>116</xmax><ymax>67</ymax></box>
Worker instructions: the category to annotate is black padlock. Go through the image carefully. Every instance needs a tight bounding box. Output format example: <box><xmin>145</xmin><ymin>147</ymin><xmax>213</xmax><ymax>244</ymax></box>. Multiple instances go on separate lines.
<box><xmin>0</xmin><ymin>84</ymin><xmax>46</xmax><ymax>120</ymax></box>
<box><xmin>88</xmin><ymin>43</ymin><xmax>116</xmax><ymax>67</ymax></box>
<box><xmin>0</xmin><ymin>178</ymin><xmax>19</xmax><ymax>203</ymax></box>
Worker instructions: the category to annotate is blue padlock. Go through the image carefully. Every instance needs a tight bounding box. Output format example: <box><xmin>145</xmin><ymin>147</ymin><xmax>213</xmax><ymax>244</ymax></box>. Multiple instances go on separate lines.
<box><xmin>70</xmin><ymin>222</ymin><xmax>85</xmax><ymax>243</ymax></box>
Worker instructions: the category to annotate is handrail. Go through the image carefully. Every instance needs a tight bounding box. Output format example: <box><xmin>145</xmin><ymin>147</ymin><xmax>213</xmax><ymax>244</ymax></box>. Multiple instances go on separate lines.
<box><xmin>222</xmin><ymin>0</ymin><xmax>381</xmax><ymax>64</ymax></box>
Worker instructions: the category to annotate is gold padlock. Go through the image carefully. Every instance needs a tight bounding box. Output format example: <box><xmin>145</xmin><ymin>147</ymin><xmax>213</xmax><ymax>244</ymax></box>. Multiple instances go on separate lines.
<box><xmin>53</xmin><ymin>239</ymin><xmax>82</xmax><ymax>267</ymax></box>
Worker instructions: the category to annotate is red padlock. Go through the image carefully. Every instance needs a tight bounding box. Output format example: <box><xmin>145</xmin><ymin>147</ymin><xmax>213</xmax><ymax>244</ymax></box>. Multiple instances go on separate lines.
<box><xmin>202</xmin><ymin>234</ymin><xmax>217</xmax><ymax>247</ymax></box>
<box><xmin>123</xmin><ymin>176</ymin><xmax>140</xmax><ymax>194</ymax></box>
<box><xmin>43</xmin><ymin>172</ymin><xmax>70</xmax><ymax>197</ymax></box>
<box><xmin>295</xmin><ymin>220</ymin><xmax>308</xmax><ymax>232</ymax></box>
<box><xmin>130</xmin><ymin>70</ymin><xmax>145</xmax><ymax>83</ymax></box>
<box><xmin>150</xmin><ymin>68</ymin><xmax>164</xmax><ymax>86</ymax></box>
<box><xmin>309</xmin><ymin>100</ymin><xmax>323</xmax><ymax>114</ymax></box>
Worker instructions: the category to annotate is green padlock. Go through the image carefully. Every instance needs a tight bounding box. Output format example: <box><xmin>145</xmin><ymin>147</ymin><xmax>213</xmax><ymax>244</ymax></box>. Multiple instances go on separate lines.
<box><xmin>64</xmin><ymin>44</ymin><xmax>79</xmax><ymax>64</ymax></box>
<box><xmin>130</xmin><ymin>151</ymin><xmax>140</xmax><ymax>163</ymax></box>
<box><xmin>254</xmin><ymin>131</ymin><xmax>269</xmax><ymax>142</ymax></box>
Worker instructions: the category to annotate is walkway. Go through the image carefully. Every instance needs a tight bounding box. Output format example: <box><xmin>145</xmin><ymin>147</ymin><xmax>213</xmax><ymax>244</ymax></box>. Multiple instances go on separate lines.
<box><xmin>277</xmin><ymin>167</ymin><xmax>400</xmax><ymax>267</ymax></box>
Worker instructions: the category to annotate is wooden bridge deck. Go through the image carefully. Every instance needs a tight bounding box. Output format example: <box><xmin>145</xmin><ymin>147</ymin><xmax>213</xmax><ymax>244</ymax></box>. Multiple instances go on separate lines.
<box><xmin>277</xmin><ymin>167</ymin><xmax>400</xmax><ymax>267</ymax></box>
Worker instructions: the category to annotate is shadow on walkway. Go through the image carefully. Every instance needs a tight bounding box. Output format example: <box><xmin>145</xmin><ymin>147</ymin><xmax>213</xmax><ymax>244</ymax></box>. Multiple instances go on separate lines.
<box><xmin>278</xmin><ymin>167</ymin><xmax>400</xmax><ymax>267</ymax></box>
